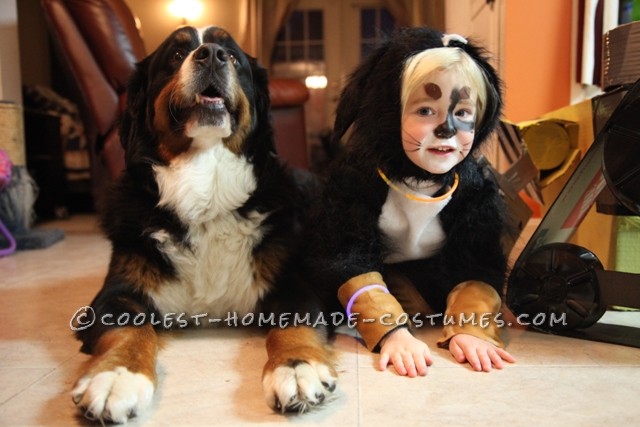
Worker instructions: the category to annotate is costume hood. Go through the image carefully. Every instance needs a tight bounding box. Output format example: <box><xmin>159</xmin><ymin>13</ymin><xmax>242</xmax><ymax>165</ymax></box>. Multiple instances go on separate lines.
<box><xmin>331</xmin><ymin>26</ymin><xmax>503</xmax><ymax>183</ymax></box>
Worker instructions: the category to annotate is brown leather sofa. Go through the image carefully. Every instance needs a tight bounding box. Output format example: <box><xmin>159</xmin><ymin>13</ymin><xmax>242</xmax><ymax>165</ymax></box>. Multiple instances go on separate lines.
<box><xmin>268</xmin><ymin>79</ymin><xmax>310</xmax><ymax>170</ymax></box>
<box><xmin>41</xmin><ymin>0</ymin><xmax>309</xmax><ymax>205</ymax></box>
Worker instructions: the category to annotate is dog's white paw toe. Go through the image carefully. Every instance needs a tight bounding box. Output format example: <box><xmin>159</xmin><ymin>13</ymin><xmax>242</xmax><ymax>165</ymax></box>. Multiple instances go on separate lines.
<box><xmin>263</xmin><ymin>361</ymin><xmax>337</xmax><ymax>413</ymax></box>
<box><xmin>72</xmin><ymin>367</ymin><xmax>154</xmax><ymax>424</ymax></box>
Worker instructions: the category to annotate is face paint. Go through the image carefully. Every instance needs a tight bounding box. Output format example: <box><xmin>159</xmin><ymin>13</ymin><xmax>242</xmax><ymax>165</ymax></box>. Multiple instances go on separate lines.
<box><xmin>424</xmin><ymin>83</ymin><xmax>442</xmax><ymax>100</ymax></box>
<box><xmin>434</xmin><ymin>86</ymin><xmax>474</xmax><ymax>139</ymax></box>
<box><xmin>402</xmin><ymin>71</ymin><xmax>477</xmax><ymax>174</ymax></box>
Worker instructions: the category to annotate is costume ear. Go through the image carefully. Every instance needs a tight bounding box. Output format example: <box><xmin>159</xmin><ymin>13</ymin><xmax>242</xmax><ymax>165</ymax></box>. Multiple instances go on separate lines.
<box><xmin>331</xmin><ymin>45</ymin><xmax>390</xmax><ymax>145</ymax></box>
<box><xmin>455</xmin><ymin>40</ymin><xmax>504</xmax><ymax>149</ymax></box>
<box><xmin>477</xmin><ymin>80</ymin><xmax>502</xmax><ymax>139</ymax></box>
<box><xmin>119</xmin><ymin>56</ymin><xmax>150</xmax><ymax>153</ymax></box>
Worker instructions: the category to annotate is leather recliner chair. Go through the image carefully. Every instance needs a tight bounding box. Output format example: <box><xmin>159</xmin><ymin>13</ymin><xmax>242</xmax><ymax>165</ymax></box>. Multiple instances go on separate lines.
<box><xmin>41</xmin><ymin>0</ymin><xmax>309</xmax><ymax>207</ymax></box>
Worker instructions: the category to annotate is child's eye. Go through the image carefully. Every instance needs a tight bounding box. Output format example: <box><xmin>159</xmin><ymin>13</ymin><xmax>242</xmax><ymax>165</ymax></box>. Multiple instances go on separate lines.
<box><xmin>455</xmin><ymin>109</ymin><xmax>475</xmax><ymax>120</ymax></box>
<box><xmin>417</xmin><ymin>107</ymin><xmax>435</xmax><ymax>116</ymax></box>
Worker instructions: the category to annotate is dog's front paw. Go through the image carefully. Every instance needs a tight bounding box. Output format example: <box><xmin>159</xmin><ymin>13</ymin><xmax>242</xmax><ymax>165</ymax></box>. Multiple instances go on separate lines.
<box><xmin>71</xmin><ymin>367</ymin><xmax>154</xmax><ymax>424</ymax></box>
<box><xmin>263</xmin><ymin>360</ymin><xmax>337</xmax><ymax>413</ymax></box>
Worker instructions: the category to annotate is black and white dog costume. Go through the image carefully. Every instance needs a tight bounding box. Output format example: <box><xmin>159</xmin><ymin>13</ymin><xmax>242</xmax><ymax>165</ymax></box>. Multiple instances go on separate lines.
<box><xmin>262</xmin><ymin>27</ymin><xmax>512</xmax><ymax>412</ymax></box>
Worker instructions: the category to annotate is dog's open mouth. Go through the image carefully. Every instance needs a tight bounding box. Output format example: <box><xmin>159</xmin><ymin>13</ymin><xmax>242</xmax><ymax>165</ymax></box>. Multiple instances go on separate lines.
<box><xmin>195</xmin><ymin>86</ymin><xmax>227</xmax><ymax>111</ymax></box>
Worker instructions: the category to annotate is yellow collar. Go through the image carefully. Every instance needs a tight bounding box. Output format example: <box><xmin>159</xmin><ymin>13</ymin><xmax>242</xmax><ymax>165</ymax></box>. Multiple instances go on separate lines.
<box><xmin>377</xmin><ymin>168</ymin><xmax>459</xmax><ymax>203</ymax></box>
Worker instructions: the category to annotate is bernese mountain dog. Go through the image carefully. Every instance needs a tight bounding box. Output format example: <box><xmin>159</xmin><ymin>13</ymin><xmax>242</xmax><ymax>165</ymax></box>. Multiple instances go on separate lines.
<box><xmin>71</xmin><ymin>26</ymin><xmax>305</xmax><ymax>423</ymax></box>
<box><xmin>262</xmin><ymin>26</ymin><xmax>511</xmax><ymax>412</ymax></box>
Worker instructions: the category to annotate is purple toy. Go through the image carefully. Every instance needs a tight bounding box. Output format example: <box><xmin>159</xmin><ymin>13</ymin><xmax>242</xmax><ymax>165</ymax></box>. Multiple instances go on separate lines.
<box><xmin>0</xmin><ymin>148</ymin><xmax>16</xmax><ymax>256</ymax></box>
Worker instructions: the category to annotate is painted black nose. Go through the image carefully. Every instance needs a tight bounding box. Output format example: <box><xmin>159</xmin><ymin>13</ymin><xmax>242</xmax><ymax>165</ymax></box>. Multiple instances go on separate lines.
<box><xmin>434</xmin><ymin>122</ymin><xmax>457</xmax><ymax>139</ymax></box>
<box><xmin>193</xmin><ymin>44</ymin><xmax>228</xmax><ymax>69</ymax></box>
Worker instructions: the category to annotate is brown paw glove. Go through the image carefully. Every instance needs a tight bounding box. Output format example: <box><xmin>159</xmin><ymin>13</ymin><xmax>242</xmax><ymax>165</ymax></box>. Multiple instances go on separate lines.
<box><xmin>337</xmin><ymin>272</ymin><xmax>409</xmax><ymax>352</ymax></box>
<box><xmin>437</xmin><ymin>280</ymin><xmax>505</xmax><ymax>348</ymax></box>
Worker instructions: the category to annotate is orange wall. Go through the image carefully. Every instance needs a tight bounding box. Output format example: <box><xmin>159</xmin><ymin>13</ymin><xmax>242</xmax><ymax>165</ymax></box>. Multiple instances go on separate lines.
<box><xmin>503</xmin><ymin>0</ymin><xmax>573</xmax><ymax>122</ymax></box>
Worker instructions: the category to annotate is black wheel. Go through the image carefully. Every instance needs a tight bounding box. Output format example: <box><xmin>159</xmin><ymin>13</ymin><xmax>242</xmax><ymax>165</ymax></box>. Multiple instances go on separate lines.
<box><xmin>507</xmin><ymin>243</ymin><xmax>606</xmax><ymax>331</ymax></box>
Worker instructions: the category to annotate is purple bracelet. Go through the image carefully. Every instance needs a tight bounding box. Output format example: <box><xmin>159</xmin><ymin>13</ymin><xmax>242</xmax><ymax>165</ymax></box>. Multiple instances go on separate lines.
<box><xmin>345</xmin><ymin>284</ymin><xmax>389</xmax><ymax>318</ymax></box>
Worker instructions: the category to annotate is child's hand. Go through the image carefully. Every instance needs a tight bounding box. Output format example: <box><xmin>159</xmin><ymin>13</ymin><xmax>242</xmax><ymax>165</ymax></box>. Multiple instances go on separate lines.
<box><xmin>378</xmin><ymin>328</ymin><xmax>433</xmax><ymax>377</ymax></box>
<box><xmin>448</xmin><ymin>334</ymin><xmax>515</xmax><ymax>372</ymax></box>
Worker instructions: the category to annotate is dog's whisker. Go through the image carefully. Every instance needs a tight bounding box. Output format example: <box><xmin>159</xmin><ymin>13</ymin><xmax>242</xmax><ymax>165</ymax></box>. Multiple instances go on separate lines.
<box><xmin>168</xmin><ymin>122</ymin><xmax>188</xmax><ymax>133</ymax></box>
<box><xmin>141</xmin><ymin>156</ymin><xmax>159</xmax><ymax>166</ymax></box>
<box><xmin>168</xmin><ymin>88</ymin><xmax>182</xmax><ymax>123</ymax></box>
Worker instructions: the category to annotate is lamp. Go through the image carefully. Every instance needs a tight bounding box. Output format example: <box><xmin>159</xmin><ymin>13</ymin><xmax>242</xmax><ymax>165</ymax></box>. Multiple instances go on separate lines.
<box><xmin>168</xmin><ymin>0</ymin><xmax>203</xmax><ymax>25</ymax></box>
<box><xmin>304</xmin><ymin>75</ymin><xmax>327</xmax><ymax>90</ymax></box>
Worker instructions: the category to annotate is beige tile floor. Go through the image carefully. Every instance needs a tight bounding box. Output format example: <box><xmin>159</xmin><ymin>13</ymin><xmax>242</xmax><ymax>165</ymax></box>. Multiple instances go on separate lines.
<box><xmin>1</xmin><ymin>214</ymin><xmax>640</xmax><ymax>426</ymax></box>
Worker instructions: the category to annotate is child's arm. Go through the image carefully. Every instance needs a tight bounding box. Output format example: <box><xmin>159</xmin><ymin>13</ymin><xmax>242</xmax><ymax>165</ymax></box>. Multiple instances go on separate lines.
<box><xmin>437</xmin><ymin>280</ymin><xmax>515</xmax><ymax>371</ymax></box>
<box><xmin>337</xmin><ymin>272</ymin><xmax>432</xmax><ymax>376</ymax></box>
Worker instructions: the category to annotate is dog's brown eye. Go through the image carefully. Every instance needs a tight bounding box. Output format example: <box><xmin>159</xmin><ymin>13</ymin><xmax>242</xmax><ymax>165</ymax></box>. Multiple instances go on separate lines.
<box><xmin>172</xmin><ymin>50</ymin><xmax>185</xmax><ymax>62</ymax></box>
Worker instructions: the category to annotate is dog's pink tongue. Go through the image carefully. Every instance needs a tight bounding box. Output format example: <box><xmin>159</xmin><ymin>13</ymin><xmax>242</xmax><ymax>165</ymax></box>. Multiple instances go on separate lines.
<box><xmin>200</xmin><ymin>96</ymin><xmax>223</xmax><ymax>105</ymax></box>
<box><xmin>196</xmin><ymin>95</ymin><xmax>225</xmax><ymax>110</ymax></box>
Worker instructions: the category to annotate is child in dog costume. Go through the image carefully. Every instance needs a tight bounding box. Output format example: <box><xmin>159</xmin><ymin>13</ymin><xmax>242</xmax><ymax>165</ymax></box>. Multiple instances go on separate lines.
<box><xmin>294</xmin><ymin>27</ymin><xmax>516</xmax><ymax>376</ymax></box>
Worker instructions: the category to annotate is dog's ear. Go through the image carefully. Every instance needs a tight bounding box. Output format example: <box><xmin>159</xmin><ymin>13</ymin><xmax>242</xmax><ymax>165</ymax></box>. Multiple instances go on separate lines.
<box><xmin>245</xmin><ymin>55</ymin><xmax>278</xmax><ymax>158</ymax></box>
<box><xmin>331</xmin><ymin>44</ymin><xmax>390</xmax><ymax>145</ymax></box>
<box><xmin>119</xmin><ymin>56</ymin><xmax>151</xmax><ymax>154</ymax></box>
<box><xmin>249</xmin><ymin>56</ymin><xmax>271</xmax><ymax>128</ymax></box>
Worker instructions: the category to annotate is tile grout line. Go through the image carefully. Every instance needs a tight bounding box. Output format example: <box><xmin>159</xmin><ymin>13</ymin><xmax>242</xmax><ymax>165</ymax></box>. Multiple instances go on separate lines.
<box><xmin>0</xmin><ymin>367</ymin><xmax>56</xmax><ymax>406</ymax></box>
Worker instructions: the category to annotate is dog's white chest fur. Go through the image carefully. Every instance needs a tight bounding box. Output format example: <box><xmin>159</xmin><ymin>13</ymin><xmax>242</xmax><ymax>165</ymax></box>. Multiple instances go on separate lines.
<box><xmin>149</xmin><ymin>144</ymin><xmax>270</xmax><ymax>320</ymax></box>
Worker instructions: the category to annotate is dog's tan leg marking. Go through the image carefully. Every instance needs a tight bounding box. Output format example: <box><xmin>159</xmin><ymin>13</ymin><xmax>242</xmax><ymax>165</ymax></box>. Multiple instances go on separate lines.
<box><xmin>262</xmin><ymin>326</ymin><xmax>337</xmax><ymax>413</ymax></box>
<box><xmin>72</xmin><ymin>325</ymin><xmax>159</xmax><ymax>424</ymax></box>
<box><xmin>110</xmin><ymin>252</ymin><xmax>164</xmax><ymax>294</ymax></box>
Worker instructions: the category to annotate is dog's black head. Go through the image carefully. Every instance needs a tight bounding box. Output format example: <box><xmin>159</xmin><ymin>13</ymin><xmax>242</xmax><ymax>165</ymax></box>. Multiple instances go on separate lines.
<box><xmin>333</xmin><ymin>27</ymin><xmax>503</xmax><ymax>182</ymax></box>
<box><xmin>120</xmin><ymin>26</ymin><xmax>272</xmax><ymax>166</ymax></box>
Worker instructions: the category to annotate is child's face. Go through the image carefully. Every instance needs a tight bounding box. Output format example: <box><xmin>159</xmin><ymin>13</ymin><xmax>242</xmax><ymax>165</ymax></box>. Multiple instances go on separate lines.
<box><xmin>401</xmin><ymin>70</ymin><xmax>477</xmax><ymax>175</ymax></box>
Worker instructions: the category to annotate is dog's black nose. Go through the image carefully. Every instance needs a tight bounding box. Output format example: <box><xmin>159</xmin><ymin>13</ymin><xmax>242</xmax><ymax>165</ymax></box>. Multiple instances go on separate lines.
<box><xmin>194</xmin><ymin>44</ymin><xmax>228</xmax><ymax>69</ymax></box>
